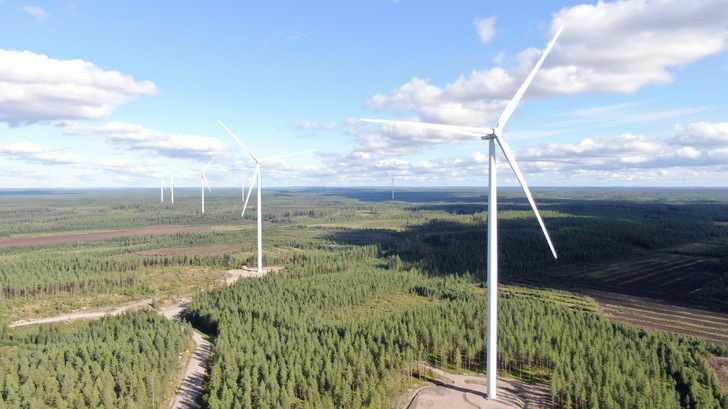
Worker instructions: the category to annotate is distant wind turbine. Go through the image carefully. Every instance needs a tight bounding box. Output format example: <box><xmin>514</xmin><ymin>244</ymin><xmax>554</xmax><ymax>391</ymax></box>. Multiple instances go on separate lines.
<box><xmin>160</xmin><ymin>175</ymin><xmax>167</xmax><ymax>202</ymax></box>
<box><xmin>362</xmin><ymin>26</ymin><xmax>563</xmax><ymax>400</ymax></box>
<box><xmin>170</xmin><ymin>168</ymin><xmax>184</xmax><ymax>204</ymax></box>
<box><xmin>386</xmin><ymin>170</ymin><xmax>396</xmax><ymax>200</ymax></box>
<box><xmin>200</xmin><ymin>157</ymin><xmax>216</xmax><ymax>213</ymax></box>
<box><xmin>218</xmin><ymin>119</ymin><xmax>313</xmax><ymax>273</ymax></box>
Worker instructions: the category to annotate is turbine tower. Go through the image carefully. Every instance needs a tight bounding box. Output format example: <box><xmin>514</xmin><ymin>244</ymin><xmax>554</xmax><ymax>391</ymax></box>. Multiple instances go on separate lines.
<box><xmin>200</xmin><ymin>157</ymin><xmax>215</xmax><ymax>213</ymax></box>
<box><xmin>386</xmin><ymin>170</ymin><xmax>396</xmax><ymax>200</ymax></box>
<box><xmin>362</xmin><ymin>26</ymin><xmax>563</xmax><ymax>400</ymax></box>
<box><xmin>218</xmin><ymin>119</ymin><xmax>313</xmax><ymax>273</ymax></box>
<box><xmin>170</xmin><ymin>168</ymin><xmax>183</xmax><ymax>204</ymax></box>
<box><xmin>160</xmin><ymin>175</ymin><xmax>167</xmax><ymax>202</ymax></box>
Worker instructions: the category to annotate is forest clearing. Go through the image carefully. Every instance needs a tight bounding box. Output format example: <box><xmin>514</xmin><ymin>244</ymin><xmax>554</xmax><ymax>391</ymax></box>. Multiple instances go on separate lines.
<box><xmin>1</xmin><ymin>187</ymin><xmax>727</xmax><ymax>408</ymax></box>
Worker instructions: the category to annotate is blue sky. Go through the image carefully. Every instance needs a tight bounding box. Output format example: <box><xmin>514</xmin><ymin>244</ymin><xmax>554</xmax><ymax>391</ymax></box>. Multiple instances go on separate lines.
<box><xmin>1</xmin><ymin>0</ymin><xmax>727</xmax><ymax>189</ymax></box>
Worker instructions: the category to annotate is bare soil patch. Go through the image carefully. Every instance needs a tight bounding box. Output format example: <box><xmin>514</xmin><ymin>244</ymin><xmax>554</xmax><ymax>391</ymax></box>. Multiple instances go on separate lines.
<box><xmin>705</xmin><ymin>356</ymin><xmax>728</xmax><ymax>394</ymax></box>
<box><xmin>398</xmin><ymin>363</ymin><xmax>552</xmax><ymax>409</ymax></box>
<box><xmin>0</xmin><ymin>225</ymin><xmax>211</xmax><ymax>247</ymax></box>
<box><xmin>220</xmin><ymin>266</ymin><xmax>284</xmax><ymax>285</ymax></box>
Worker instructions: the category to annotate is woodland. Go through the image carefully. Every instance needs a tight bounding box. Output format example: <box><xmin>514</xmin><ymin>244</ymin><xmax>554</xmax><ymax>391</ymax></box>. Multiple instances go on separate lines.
<box><xmin>0</xmin><ymin>187</ymin><xmax>727</xmax><ymax>408</ymax></box>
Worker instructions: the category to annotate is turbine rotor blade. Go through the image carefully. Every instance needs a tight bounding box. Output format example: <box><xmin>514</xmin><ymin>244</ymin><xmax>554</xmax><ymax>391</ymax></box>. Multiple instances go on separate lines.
<box><xmin>242</xmin><ymin>165</ymin><xmax>260</xmax><ymax>217</ymax></box>
<box><xmin>494</xmin><ymin>26</ymin><xmax>564</xmax><ymax>135</ymax></box>
<box><xmin>386</xmin><ymin>170</ymin><xmax>392</xmax><ymax>178</ymax></box>
<box><xmin>204</xmin><ymin>156</ymin><xmax>216</xmax><ymax>172</ymax></box>
<box><xmin>203</xmin><ymin>173</ymin><xmax>212</xmax><ymax>192</ymax></box>
<box><xmin>495</xmin><ymin>136</ymin><xmax>557</xmax><ymax>259</ymax></box>
<box><xmin>218</xmin><ymin>119</ymin><xmax>260</xmax><ymax>163</ymax></box>
<box><xmin>361</xmin><ymin>118</ymin><xmax>487</xmax><ymax>138</ymax></box>
<box><xmin>260</xmin><ymin>149</ymin><xmax>314</xmax><ymax>163</ymax></box>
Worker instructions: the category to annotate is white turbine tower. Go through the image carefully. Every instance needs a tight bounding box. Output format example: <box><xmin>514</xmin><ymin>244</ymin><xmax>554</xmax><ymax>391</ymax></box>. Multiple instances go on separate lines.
<box><xmin>200</xmin><ymin>157</ymin><xmax>216</xmax><ymax>213</ymax></box>
<box><xmin>386</xmin><ymin>170</ymin><xmax>396</xmax><ymax>200</ymax></box>
<box><xmin>362</xmin><ymin>26</ymin><xmax>563</xmax><ymax>400</ymax></box>
<box><xmin>170</xmin><ymin>168</ymin><xmax>183</xmax><ymax>204</ymax></box>
<box><xmin>160</xmin><ymin>175</ymin><xmax>167</xmax><ymax>202</ymax></box>
<box><xmin>218</xmin><ymin>119</ymin><xmax>313</xmax><ymax>273</ymax></box>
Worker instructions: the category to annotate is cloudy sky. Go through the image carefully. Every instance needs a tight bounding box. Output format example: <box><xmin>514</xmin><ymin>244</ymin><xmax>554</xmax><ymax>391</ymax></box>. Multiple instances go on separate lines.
<box><xmin>1</xmin><ymin>0</ymin><xmax>727</xmax><ymax>189</ymax></box>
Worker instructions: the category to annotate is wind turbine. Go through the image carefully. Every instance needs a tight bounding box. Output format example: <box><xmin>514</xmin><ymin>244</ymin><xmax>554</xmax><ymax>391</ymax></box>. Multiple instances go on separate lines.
<box><xmin>386</xmin><ymin>170</ymin><xmax>396</xmax><ymax>200</ymax></box>
<box><xmin>170</xmin><ymin>168</ymin><xmax>184</xmax><ymax>204</ymax></box>
<box><xmin>200</xmin><ymin>157</ymin><xmax>216</xmax><ymax>213</ymax></box>
<box><xmin>362</xmin><ymin>26</ymin><xmax>563</xmax><ymax>400</ymax></box>
<box><xmin>218</xmin><ymin>119</ymin><xmax>313</xmax><ymax>273</ymax></box>
<box><xmin>160</xmin><ymin>175</ymin><xmax>167</xmax><ymax>202</ymax></box>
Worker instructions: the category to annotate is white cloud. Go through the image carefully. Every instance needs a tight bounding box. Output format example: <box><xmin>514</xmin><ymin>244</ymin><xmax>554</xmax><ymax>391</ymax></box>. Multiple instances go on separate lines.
<box><xmin>63</xmin><ymin>121</ymin><xmax>231</xmax><ymax>161</ymax></box>
<box><xmin>0</xmin><ymin>142</ymin><xmax>83</xmax><ymax>165</ymax></box>
<box><xmin>292</xmin><ymin>121</ymin><xmax>339</xmax><ymax>130</ymax></box>
<box><xmin>515</xmin><ymin>121</ymin><xmax>728</xmax><ymax>176</ymax></box>
<box><xmin>542</xmin><ymin>0</ymin><xmax>728</xmax><ymax>94</ymax></box>
<box><xmin>474</xmin><ymin>16</ymin><xmax>497</xmax><ymax>44</ymax></box>
<box><xmin>672</xmin><ymin>122</ymin><xmax>728</xmax><ymax>148</ymax></box>
<box><xmin>0</xmin><ymin>50</ymin><xmax>158</xmax><ymax>125</ymax></box>
<box><xmin>22</xmin><ymin>6</ymin><xmax>50</xmax><ymax>20</ymax></box>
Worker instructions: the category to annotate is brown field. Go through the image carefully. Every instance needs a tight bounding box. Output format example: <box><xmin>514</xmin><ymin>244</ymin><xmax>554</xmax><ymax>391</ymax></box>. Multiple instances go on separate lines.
<box><xmin>584</xmin><ymin>289</ymin><xmax>728</xmax><ymax>347</ymax></box>
<box><xmin>0</xmin><ymin>225</ymin><xmax>212</xmax><ymax>247</ymax></box>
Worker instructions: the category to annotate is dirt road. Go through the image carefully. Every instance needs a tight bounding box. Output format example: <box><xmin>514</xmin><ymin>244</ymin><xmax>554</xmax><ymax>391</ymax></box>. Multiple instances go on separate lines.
<box><xmin>169</xmin><ymin>331</ymin><xmax>210</xmax><ymax>409</ymax></box>
<box><xmin>8</xmin><ymin>298</ymin><xmax>157</xmax><ymax>328</ymax></box>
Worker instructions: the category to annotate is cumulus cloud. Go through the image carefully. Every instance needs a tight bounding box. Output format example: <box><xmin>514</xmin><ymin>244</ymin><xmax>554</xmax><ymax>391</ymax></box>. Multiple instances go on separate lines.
<box><xmin>542</xmin><ymin>0</ymin><xmax>728</xmax><ymax>95</ymax></box>
<box><xmin>0</xmin><ymin>142</ymin><xmax>83</xmax><ymax>165</ymax></box>
<box><xmin>0</xmin><ymin>50</ymin><xmax>158</xmax><ymax>125</ymax></box>
<box><xmin>515</xmin><ymin>121</ymin><xmax>728</xmax><ymax>176</ymax></box>
<box><xmin>63</xmin><ymin>121</ymin><xmax>231</xmax><ymax>161</ymax></box>
<box><xmin>671</xmin><ymin>122</ymin><xmax>728</xmax><ymax>148</ymax></box>
<box><xmin>474</xmin><ymin>16</ymin><xmax>497</xmax><ymax>43</ymax></box>
<box><xmin>362</xmin><ymin>0</ymin><xmax>728</xmax><ymax>151</ymax></box>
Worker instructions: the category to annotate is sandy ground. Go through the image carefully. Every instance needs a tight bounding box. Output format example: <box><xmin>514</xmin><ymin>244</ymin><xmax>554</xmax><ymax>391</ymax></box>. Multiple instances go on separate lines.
<box><xmin>401</xmin><ymin>363</ymin><xmax>552</xmax><ymax>409</ymax></box>
<box><xmin>221</xmin><ymin>265</ymin><xmax>284</xmax><ymax>285</ymax></box>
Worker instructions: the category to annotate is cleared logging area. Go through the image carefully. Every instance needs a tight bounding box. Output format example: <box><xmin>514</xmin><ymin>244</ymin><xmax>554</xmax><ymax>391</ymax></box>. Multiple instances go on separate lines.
<box><xmin>586</xmin><ymin>289</ymin><xmax>728</xmax><ymax>347</ymax></box>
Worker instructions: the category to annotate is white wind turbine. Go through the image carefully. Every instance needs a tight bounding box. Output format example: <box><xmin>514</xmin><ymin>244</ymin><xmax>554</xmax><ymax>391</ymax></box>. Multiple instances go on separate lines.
<box><xmin>218</xmin><ymin>119</ymin><xmax>313</xmax><ymax>273</ymax></box>
<box><xmin>386</xmin><ymin>170</ymin><xmax>396</xmax><ymax>200</ymax></box>
<box><xmin>200</xmin><ymin>157</ymin><xmax>216</xmax><ymax>213</ymax></box>
<box><xmin>362</xmin><ymin>26</ymin><xmax>563</xmax><ymax>400</ymax></box>
<box><xmin>170</xmin><ymin>168</ymin><xmax>184</xmax><ymax>204</ymax></box>
<box><xmin>160</xmin><ymin>175</ymin><xmax>168</xmax><ymax>202</ymax></box>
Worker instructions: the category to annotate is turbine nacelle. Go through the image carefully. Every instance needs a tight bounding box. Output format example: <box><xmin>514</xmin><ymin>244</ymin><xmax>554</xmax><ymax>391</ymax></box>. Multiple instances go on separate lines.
<box><xmin>481</xmin><ymin>129</ymin><xmax>498</xmax><ymax>140</ymax></box>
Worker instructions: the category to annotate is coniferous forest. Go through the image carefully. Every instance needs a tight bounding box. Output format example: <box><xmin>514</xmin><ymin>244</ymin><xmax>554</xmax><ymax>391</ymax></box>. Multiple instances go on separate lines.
<box><xmin>1</xmin><ymin>187</ymin><xmax>728</xmax><ymax>408</ymax></box>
